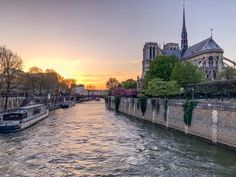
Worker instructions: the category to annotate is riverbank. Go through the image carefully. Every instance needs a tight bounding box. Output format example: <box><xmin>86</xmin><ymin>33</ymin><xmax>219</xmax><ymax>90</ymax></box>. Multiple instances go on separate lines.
<box><xmin>106</xmin><ymin>97</ymin><xmax>236</xmax><ymax>151</ymax></box>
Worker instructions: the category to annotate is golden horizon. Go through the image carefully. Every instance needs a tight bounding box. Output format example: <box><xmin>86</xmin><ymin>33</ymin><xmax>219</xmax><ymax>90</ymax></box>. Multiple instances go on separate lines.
<box><xmin>23</xmin><ymin>57</ymin><xmax>139</xmax><ymax>90</ymax></box>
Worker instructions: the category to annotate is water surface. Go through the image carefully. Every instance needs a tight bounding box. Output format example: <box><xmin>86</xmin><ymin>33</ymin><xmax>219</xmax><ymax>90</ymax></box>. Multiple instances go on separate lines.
<box><xmin>0</xmin><ymin>101</ymin><xmax>235</xmax><ymax>177</ymax></box>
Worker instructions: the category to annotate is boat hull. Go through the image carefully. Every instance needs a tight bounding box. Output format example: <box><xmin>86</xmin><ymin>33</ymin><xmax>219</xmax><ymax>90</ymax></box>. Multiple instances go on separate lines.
<box><xmin>0</xmin><ymin>110</ymin><xmax>49</xmax><ymax>133</ymax></box>
<box><xmin>60</xmin><ymin>102</ymin><xmax>75</xmax><ymax>109</ymax></box>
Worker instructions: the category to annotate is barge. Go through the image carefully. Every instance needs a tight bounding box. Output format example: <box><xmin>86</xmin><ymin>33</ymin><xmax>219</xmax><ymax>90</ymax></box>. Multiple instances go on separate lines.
<box><xmin>0</xmin><ymin>104</ymin><xmax>49</xmax><ymax>133</ymax></box>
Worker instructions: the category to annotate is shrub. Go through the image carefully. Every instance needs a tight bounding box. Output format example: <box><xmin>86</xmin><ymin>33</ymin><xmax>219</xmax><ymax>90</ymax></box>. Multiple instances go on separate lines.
<box><xmin>138</xmin><ymin>96</ymin><xmax>148</xmax><ymax>115</ymax></box>
<box><xmin>151</xmin><ymin>99</ymin><xmax>156</xmax><ymax>111</ymax></box>
<box><xmin>112</xmin><ymin>87</ymin><xmax>138</xmax><ymax>97</ymax></box>
<box><xmin>114</xmin><ymin>96</ymin><xmax>121</xmax><ymax>113</ymax></box>
<box><xmin>131</xmin><ymin>98</ymin><xmax>135</xmax><ymax>108</ymax></box>
<box><xmin>183</xmin><ymin>100</ymin><xmax>198</xmax><ymax>126</ymax></box>
<box><xmin>164</xmin><ymin>99</ymin><xmax>168</xmax><ymax>121</ymax></box>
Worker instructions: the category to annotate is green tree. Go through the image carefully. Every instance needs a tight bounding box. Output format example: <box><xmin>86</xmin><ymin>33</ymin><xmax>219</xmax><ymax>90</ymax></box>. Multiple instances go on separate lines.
<box><xmin>216</xmin><ymin>67</ymin><xmax>236</xmax><ymax>80</ymax></box>
<box><xmin>121</xmin><ymin>79</ymin><xmax>137</xmax><ymax>89</ymax></box>
<box><xmin>145</xmin><ymin>78</ymin><xmax>181</xmax><ymax>98</ymax></box>
<box><xmin>144</xmin><ymin>55</ymin><xmax>179</xmax><ymax>88</ymax></box>
<box><xmin>171</xmin><ymin>62</ymin><xmax>204</xmax><ymax>87</ymax></box>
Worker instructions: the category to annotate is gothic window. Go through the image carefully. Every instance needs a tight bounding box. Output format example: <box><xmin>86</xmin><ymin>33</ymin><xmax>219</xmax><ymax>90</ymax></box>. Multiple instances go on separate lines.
<box><xmin>213</xmin><ymin>71</ymin><xmax>216</xmax><ymax>80</ymax></box>
<box><xmin>153</xmin><ymin>47</ymin><xmax>155</xmax><ymax>58</ymax></box>
<box><xmin>149</xmin><ymin>47</ymin><xmax>152</xmax><ymax>59</ymax></box>
<box><xmin>209</xmin><ymin>57</ymin><xmax>214</xmax><ymax>67</ymax></box>
<box><xmin>203</xmin><ymin>60</ymin><xmax>206</xmax><ymax>67</ymax></box>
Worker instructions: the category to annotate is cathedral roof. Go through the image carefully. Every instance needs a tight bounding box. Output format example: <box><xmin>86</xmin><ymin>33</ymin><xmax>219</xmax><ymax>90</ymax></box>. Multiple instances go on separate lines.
<box><xmin>163</xmin><ymin>49</ymin><xmax>181</xmax><ymax>58</ymax></box>
<box><xmin>182</xmin><ymin>37</ymin><xmax>224</xmax><ymax>59</ymax></box>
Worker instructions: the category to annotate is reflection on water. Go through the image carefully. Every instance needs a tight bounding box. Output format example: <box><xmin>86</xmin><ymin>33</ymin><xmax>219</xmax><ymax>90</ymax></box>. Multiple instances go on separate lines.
<box><xmin>0</xmin><ymin>101</ymin><xmax>236</xmax><ymax>176</ymax></box>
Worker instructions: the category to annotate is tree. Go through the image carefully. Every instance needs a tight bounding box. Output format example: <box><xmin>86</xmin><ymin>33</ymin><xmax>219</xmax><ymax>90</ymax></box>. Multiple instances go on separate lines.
<box><xmin>106</xmin><ymin>77</ymin><xmax>119</xmax><ymax>90</ymax></box>
<box><xmin>171</xmin><ymin>62</ymin><xmax>204</xmax><ymax>87</ymax></box>
<box><xmin>0</xmin><ymin>46</ymin><xmax>23</xmax><ymax>110</ymax></box>
<box><xmin>63</xmin><ymin>78</ymin><xmax>77</xmax><ymax>89</ymax></box>
<box><xmin>216</xmin><ymin>67</ymin><xmax>236</xmax><ymax>80</ymax></box>
<box><xmin>44</xmin><ymin>69</ymin><xmax>60</xmax><ymax>95</ymax></box>
<box><xmin>145</xmin><ymin>78</ymin><xmax>181</xmax><ymax>98</ymax></box>
<box><xmin>27</xmin><ymin>67</ymin><xmax>45</xmax><ymax>95</ymax></box>
<box><xmin>29</xmin><ymin>66</ymin><xmax>43</xmax><ymax>74</ymax></box>
<box><xmin>121</xmin><ymin>79</ymin><xmax>137</xmax><ymax>89</ymax></box>
<box><xmin>86</xmin><ymin>85</ymin><xmax>96</xmax><ymax>90</ymax></box>
<box><xmin>144</xmin><ymin>55</ymin><xmax>179</xmax><ymax>88</ymax></box>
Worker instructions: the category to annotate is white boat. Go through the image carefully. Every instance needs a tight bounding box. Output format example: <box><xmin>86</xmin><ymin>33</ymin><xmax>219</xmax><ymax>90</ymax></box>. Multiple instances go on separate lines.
<box><xmin>0</xmin><ymin>104</ymin><xmax>49</xmax><ymax>133</ymax></box>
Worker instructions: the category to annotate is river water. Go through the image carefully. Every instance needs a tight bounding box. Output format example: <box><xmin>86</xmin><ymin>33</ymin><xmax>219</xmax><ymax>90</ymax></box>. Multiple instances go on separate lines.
<box><xmin>0</xmin><ymin>101</ymin><xmax>236</xmax><ymax>177</ymax></box>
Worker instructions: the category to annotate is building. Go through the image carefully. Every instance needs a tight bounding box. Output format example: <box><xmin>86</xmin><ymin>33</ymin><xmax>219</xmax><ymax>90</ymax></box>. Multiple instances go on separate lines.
<box><xmin>71</xmin><ymin>84</ymin><xmax>88</xmax><ymax>95</ymax></box>
<box><xmin>140</xmin><ymin>3</ymin><xmax>236</xmax><ymax>86</ymax></box>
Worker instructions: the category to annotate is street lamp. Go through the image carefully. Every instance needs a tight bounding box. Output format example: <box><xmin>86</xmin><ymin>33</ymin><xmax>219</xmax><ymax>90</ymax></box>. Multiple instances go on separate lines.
<box><xmin>192</xmin><ymin>87</ymin><xmax>195</xmax><ymax>100</ymax></box>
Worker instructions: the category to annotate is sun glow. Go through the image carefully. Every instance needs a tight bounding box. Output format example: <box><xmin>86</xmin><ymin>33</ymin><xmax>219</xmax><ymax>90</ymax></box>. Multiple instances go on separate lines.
<box><xmin>23</xmin><ymin>55</ymin><xmax>139</xmax><ymax>90</ymax></box>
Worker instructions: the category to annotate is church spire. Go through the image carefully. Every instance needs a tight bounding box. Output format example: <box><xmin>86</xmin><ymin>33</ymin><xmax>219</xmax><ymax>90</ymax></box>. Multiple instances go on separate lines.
<box><xmin>181</xmin><ymin>0</ymin><xmax>188</xmax><ymax>54</ymax></box>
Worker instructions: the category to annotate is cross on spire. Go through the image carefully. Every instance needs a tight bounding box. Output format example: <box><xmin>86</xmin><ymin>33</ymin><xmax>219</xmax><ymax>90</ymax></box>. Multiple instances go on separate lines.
<box><xmin>210</xmin><ymin>28</ymin><xmax>213</xmax><ymax>38</ymax></box>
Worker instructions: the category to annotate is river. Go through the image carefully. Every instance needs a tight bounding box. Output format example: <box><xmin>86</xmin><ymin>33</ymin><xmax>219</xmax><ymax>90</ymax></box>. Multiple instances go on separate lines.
<box><xmin>0</xmin><ymin>101</ymin><xmax>235</xmax><ymax>177</ymax></box>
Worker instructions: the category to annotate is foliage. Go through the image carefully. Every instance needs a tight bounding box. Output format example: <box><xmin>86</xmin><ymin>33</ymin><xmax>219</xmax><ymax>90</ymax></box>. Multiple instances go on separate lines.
<box><xmin>105</xmin><ymin>97</ymin><xmax>109</xmax><ymax>107</ymax></box>
<box><xmin>106</xmin><ymin>78</ymin><xmax>119</xmax><ymax>90</ymax></box>
<box><xmin>112</xmin><ymin>87</ymin><xmax>138</xmax><ymax>97</ymax></box>
<box><xmin>164</xmin><ymin>99</ymin><xmax>168</xmax><ymax>121</ymax></box>
<box><xmin>185</xmin><ymin>79</ymin><xmax>236</xmax><ymax>99</ymax></box>
<box><xmin>144</xmin><ymin>55</ymin><xmax>179</xmax><ymax>87</ymax></box>
<box><xmin>151</xmin><ymin>99</ymin><xmax>156</xmax><ymax>111</ymax></box>
<box><xmin>22</xmin><ymin>67</ymin><xmax>76</xmax><ymax>96</ymax></box>
<box><xmin>121</xmin><ymin>79</ymin><xmax>137</xmax><ymax>89</ymax></box>
<box><xmin>114</xmin><ymin>96</ymin><xmax>121</xmax><ymax>113</ymax></box>
<box><xmin>131</xmin><ymin>98</ymin><xmax>135</xmax><ymax>108</ymax></box>
<box><xmin>183</xmin><ymin>100</ymin><xmax>198</xmax><ymax>126</ymax></box>
<box><xmin>137</xmin><ymin>100</ymin><xmax>140</xmax><ymax>110</ymax></box>
<box><xmin>29</xmin><ymin>66</ymin><xmax>43</xmax><ymax>74</ymax></box>
<box><xmin>145</xmin><ymin>78</ymin><xmax>181</xmax><ymax>98</ymax></box>
<box><xmin>171</xmin><ymin>62</ymin><xmax>205</xmax><ymax>87</ymax></box>
<box><xmin>216</xmin><ymin>67</ymin><xmax>236</xmax><ymax>80</ymax></box>
<box><xmin>138</xmin><ymin>96</ymin><xmax>148</xmax><ymax>115</ymax></box>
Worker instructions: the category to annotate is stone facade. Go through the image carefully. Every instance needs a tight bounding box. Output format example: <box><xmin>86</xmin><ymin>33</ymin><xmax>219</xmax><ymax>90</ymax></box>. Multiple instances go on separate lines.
<box><xmin>139</xmin><ymin>4</ymin><xmax>235</xmax><ymax>84</ymax></box>
<box><xmin>142</xmin><ymin>42</ymin><xmax>161</xmax><ymax>78</ymax></box>
<box><xmin>107</xmin><ymin>97</ymin><xmax>236</xmax><ymax>150</ymax></box>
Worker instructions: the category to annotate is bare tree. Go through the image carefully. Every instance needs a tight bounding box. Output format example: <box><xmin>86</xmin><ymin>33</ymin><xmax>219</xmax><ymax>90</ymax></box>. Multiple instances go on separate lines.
<box><xmin>29</xmin><ymin>66</ymin><xmax>43</xmax><ymax>74</ymax></box>
<box><xmin>106</xmin><ymin>77</ymin><xmax>119</xmax><ymax>90</ymax></box>
<box><xmin>0</xmin><ymin>46</ymin><xmax>23</xmax><ymax>111</ymax></box>
<box><xmin>27</xmin><ymin>66</ymin><xmax>45</xmax><ymax>96</ymax></box>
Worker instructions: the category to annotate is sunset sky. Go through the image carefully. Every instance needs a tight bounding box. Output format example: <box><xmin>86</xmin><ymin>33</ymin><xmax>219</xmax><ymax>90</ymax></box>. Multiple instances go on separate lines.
<box><xmin>0</xmin><ymin>0</ymin><xmax>236</xmax><ymax>89</ymax></box>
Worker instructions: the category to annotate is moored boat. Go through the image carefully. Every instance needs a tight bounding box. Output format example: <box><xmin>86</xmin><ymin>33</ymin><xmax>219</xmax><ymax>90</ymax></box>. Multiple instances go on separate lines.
<box><xmin>60</xmin><ymin>101</ymin><xmax>75</xmax><ymax>109</ymax></box>
<box><xmin>95</xmin><ymin>97</ymin><xmax>101</xmax><ymax>101</ymax></box>
<box><xmin>0</xmin><ymin>104</ymin><xmax>49</xmax><ymax>133</ymax></box>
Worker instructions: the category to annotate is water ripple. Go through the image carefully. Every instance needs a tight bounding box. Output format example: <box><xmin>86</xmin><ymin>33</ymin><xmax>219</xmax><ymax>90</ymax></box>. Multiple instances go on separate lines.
<box><xmin>0</xmin><ymin>101</ymin><xmax>235</xmax><ymax>177</ymax></box>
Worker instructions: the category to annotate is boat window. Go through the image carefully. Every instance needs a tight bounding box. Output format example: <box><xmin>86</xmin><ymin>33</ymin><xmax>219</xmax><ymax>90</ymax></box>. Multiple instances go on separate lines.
<box><xmin>32</xmin><ymin>107</ymin><xmax>41</xmax><ymax>115</ymax></box>
<box><xmin>3</xmin><ymin>113</ymin><xmax>27</xmax><ymax>121</ymax></box>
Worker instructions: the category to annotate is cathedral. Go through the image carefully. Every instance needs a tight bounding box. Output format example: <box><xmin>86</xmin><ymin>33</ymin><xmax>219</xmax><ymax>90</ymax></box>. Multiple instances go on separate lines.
<box><xmin>140</xmin><ymin>4</ymin><xmax>235</xmax><ymax>86</ymax></box>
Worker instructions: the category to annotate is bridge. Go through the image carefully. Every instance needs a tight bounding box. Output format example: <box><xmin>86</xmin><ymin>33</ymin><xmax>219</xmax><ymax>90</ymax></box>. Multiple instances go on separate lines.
<box><xmin>75</xmin><ymin>90</ymin><xmax>108</xmax><ymax>102</ymax></box>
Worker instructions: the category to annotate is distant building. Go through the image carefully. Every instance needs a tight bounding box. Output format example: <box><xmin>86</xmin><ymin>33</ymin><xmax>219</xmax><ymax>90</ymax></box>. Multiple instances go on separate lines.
<box><xmin>71</xmin><ymin>84</ymin><xmax>88</xmax><ymax>95</ymax></box>
<box><xmin>139</xmin><ymin>3</ymin><xmax>236</xmax><ymax>90</ymax></box>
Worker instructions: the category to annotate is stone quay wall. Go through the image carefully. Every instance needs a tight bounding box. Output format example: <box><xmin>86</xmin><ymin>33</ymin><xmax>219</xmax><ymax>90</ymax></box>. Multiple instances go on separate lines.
<box><xmin>107</xmin><ymin>97</ymin><xmax>236</xmax><ymax>150</ymax></box>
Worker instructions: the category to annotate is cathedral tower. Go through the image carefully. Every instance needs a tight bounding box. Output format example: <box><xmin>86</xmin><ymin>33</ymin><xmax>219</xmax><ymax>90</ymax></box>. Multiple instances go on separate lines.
<box><xmin>181</xmin><ymin>2</ymin><xmax>188</xmax><ymax>55</ymax></box>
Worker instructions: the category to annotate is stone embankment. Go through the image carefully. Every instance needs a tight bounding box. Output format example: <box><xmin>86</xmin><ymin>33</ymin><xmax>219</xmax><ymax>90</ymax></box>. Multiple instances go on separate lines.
<box><xmin>0</xmin><ymin>96</ymin><xmax>65</xmax><ymax>112</ymax></box>
<box><xmin>106</xmin><ymin>97</ymin><xmax>236</xmax><ymax>151</ymax></box>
